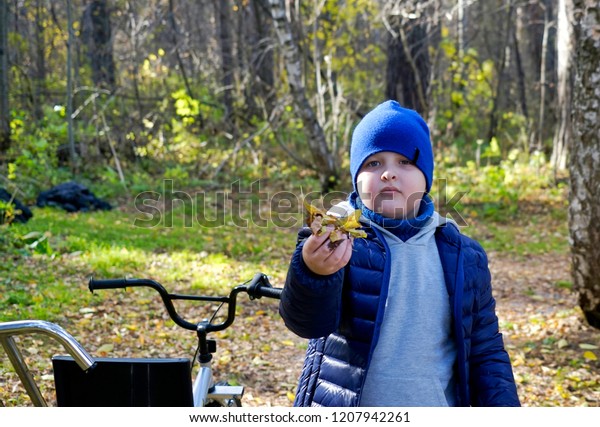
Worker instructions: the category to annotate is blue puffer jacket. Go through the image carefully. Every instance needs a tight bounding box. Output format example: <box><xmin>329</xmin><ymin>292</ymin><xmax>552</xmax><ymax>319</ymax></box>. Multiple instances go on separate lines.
<box><xmin>279</xmin><ymin>222</ymin><xmax>520</xmax><ymax>407</ymax></box>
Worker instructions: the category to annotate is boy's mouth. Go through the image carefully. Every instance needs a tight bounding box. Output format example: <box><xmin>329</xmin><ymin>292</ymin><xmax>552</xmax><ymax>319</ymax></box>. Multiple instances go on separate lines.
<box><xmin>379</xmin><ymin>186</ymin><xmax>400</xmax><ymax>194</ymax></box>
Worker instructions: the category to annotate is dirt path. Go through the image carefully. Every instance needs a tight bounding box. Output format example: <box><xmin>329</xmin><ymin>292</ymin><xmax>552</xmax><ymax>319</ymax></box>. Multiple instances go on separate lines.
<box><xmin>1</xmin><ymin>254</ymin><xmax>598</xmax><ymax>407</ymax></box>
<box><xmin>242</xmin><ymin>251</ymin><xmax>600</xmax><ymax>407</ymax></box>
<box><xmin>488</xmin><ymin>252</ymin><xmax>599</xmax><ymax>406</ymax></box>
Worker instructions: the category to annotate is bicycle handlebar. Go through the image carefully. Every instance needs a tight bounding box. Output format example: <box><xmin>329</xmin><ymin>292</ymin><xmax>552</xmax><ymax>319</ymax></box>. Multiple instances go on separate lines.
<box><xmin>88</xmin><ymin>273</ymin><xmax>282</xmax><ymax>333</ymax></box>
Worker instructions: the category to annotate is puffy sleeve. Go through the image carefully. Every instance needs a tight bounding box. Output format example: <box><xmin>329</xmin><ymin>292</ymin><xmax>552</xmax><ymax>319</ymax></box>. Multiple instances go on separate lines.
<box><xmin>279</xmin><ymin>227</ymin><xmax>345</xmax><ymax>339</ymax></box>
<box><xmin>468</xmin><ymin>243</ymin><xmax>520</xmax><ymax>407</ymax></box>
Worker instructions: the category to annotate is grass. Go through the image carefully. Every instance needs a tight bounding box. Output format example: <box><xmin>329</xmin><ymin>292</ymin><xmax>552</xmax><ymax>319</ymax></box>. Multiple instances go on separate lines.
<box><xmin>0</xmin><ymin>201</ymin><xmax>300</xmax><ymax>323</ymax></box>
<box><xmin>1</xmin><ymin>184</ymin><xmax>571</xmax><ymax>323</ymax></box>
<box><xmin>458</xmin><ymin>200</ymin><xmax>569</xmax><ymax>257</ymax></box>
<box><xmin>4</xmin><ymin>181</ymin><xmax>593</xmax><ymax>407</ymax></box>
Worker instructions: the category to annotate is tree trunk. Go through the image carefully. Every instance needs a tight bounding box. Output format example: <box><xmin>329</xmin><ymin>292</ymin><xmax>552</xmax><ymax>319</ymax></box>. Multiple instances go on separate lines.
<box><xmin>66</xmin><ymin>0</ymin><xmax>78</xmax><ymax>167</ymax></box>
<box><xmin>268</xmin><ymin>0</ymin><xmax>339</xmax><ymax>193</ymax></box>
<box><xmin>0</xmin><ymin>0</ymin><xmax>10</xmax><ymax>154</ymax></box>
<box><xmin>535</xmin><ymin>0</ymin><xmax>552</xmax><ymax>152</ymax></box>
<box><xmin>126</xmin><ymin>1</ymin><xmax>143</xmax><ymax>116</ymax></box>
<box><xmin>513</xmin><ymin>39</ymin><xmax>528</xmax><ymax>123</ymax></box>
<box><xmin>487</xmin><ymin>0</ymin><xmax>514</xmax><ymax>144</ymax></box>
<box><xmin>550</xmin><ymin>0</ymin><xmax>573</xmax><ymax>172</ymax></box>
<box><xmin>249</xmin><ymin>0</ymin><xmax>275</xmax><ymax>111</ymax></box>
<box><xmin>214</xmin><ymin>0</ymin><xmax>235</xmax><ymax>119</ymax></box>
<box><xmin>168</xmin><ymin>0</ymin><xmax>195</xmax><ymax>101</ymax></box>
<box><xmin>570</xmin><ymin>0</ymin><xmax>600</xmax><ymax>329</ymax></box>
<box><xmin>384</xmin><ymin>2</ymin><xmax>430</xmax><ymax>117</ymax></box>
<box><xmin>81</xmin><ymin>0</ymin><xmax>116</xmax><ymax>90</ymax></box>
<box><xmin>33</xmin><ymin>0</ymin><xmax>45</xmax><ymax>121</ymax></box>
<box><xmin>426</xmin><ymin>0</ymin><xmax>442</xmax><ymax>140</ymax></box>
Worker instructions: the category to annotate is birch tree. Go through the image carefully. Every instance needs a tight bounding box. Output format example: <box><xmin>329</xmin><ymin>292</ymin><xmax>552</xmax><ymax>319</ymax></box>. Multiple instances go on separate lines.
<box><xmin>550</xmin><ymin>0</ymin><xmax>573</xmax><ymax>172</ymax></box>
<box><xmin>569</xmin><ymin>0</ymin><xmax>600</xmax><ymax>329</ymax></box>
<box><xmin>268</xmin><ymin>0</ymin><xmax>339</xmax><ymax>192</ymax></box>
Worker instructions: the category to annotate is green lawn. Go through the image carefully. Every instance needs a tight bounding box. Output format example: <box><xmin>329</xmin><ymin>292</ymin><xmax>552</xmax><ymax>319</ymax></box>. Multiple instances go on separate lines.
<box><xmin>1</xmin><ymin>203</ymin><xmax>300</xmax><ymax>322</ymax></box>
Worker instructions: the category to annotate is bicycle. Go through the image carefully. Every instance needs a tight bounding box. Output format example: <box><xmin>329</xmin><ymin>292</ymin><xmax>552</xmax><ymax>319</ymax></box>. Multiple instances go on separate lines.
<box><xmin>0</xmin><ymin>272</ymin><xmax>282</xmax><ymax>407</ymax></box>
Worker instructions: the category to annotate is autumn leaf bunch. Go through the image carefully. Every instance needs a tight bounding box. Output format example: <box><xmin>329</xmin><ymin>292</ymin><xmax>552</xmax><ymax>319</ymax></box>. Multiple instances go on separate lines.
<box><xmin>303</xmin><ymin>200</ymin><xmax>367</xmax><ymax>248</ymax></box>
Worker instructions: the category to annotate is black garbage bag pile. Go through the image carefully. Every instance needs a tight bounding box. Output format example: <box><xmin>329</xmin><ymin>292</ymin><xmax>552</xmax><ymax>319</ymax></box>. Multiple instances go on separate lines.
<box><xmin>36</xmin><ymin>181</ymin><xmax>112</xmax><ymax>213</ymax></box>
<box><xmin>0</xmin><ymin>188</ymin><xmax>34</xmax><ymax>223</ymax></box>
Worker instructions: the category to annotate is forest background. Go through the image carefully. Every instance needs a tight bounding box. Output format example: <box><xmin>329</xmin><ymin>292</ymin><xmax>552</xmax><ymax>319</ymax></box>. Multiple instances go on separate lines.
<box><xmin>0</xmin><ymin>0</ymin><xmax>599</xmax><ymax>407</ymax></box>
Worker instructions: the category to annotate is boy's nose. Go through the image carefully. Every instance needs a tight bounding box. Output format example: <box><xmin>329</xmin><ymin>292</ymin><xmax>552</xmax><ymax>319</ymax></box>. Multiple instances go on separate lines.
<box><xmin>381</xmin><ymin>170</ymin><xmax>397</xmax><ymax>181</ymax></box>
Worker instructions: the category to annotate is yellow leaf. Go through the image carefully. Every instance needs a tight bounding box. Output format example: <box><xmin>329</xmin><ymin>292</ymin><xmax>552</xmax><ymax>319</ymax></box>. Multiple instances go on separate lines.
<box><xmin>348</xmin><ymin>229</ymin><xmax>367</xmax><ymax>238</ymax></box>
<box><xmin>340</xmin><ymin>210</ymin><xmax>362</xmax><ymax>229</ymax></box>
<box><xmin>281</xmin><ymin>340</ymin><xmax>295</xmax><ymax>346</ymax></box>
<box><xmin>286</xmin><ymin>391</ymin><xmax>296</xmax><ymax>402</ymax></box>
<box><xmin>583</xmin><ymin>351</ymin><xmax>597</xmax><ymax>361</ymax></box>
<box><xmin>303</xmin><ymin>199</ymin><xmax>366</xmax><ymax>241</ymax></box>
<box><xmin>252</xmin><ymin>356</ymin><xmax>269</xmax><ymax>366</ymax></box>
<box><xmin>97</xmin><ymin>343</ymin><xmax>114</xmax><ymax>355</ymax></box>
<box><xmin>329</xmin><ymin>229</ymin><xmax>344</xmax><ymax>242</ymax></box>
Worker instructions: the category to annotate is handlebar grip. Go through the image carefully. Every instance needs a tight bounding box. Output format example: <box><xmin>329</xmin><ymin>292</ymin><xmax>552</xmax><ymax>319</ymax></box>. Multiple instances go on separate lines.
<box><xmin>88</xmin><ymin>277</ymin><xmax>130</xmax><ymax>292</ymax></box>
<box><xmin>246</xmin><ymin>273</ymin><xmax>283</xmax><ymax>300</ymax></box>
<box><xmin>254</xmin><ymin>285</ymin><xmax>283</xmax><ymax>300</ymax></box>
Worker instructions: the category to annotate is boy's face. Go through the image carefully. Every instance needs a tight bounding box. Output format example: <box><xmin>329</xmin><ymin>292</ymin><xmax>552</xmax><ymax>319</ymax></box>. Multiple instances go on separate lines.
<box><xmin>356</xmin><ymin>151</ymin><xmax>426</xmax><ymax>220</ymax></box>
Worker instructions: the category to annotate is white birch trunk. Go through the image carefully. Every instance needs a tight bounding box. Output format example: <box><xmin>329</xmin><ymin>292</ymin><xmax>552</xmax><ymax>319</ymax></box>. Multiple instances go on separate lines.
<box><xmin>550</xmin><ymin>0</ymin><xmax>574</xmax><ymax>171</ymax></box>
<box><xmin>268</xmin><ymin>0</ymin><xmax>339</xmax><ymax>192</ymax></box>
<box><xmin>570</xmin><ymin>0</ymin><xmax>600</xmax><ymax>329</ymax></box>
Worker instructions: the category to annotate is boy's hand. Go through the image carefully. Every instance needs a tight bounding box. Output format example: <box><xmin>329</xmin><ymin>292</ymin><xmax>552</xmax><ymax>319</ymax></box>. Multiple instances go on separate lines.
<box><xmin>302</xmin><ymin>226</ymin><xmax>353</xmax><ymax>276</ymax></box>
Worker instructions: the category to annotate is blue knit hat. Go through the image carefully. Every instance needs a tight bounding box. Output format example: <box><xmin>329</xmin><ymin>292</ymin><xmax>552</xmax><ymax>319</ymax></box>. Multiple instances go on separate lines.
<box><xmin>350</xmin><ymin>100</ymin><xmax>434</xmax><ymax>193</ymax></box>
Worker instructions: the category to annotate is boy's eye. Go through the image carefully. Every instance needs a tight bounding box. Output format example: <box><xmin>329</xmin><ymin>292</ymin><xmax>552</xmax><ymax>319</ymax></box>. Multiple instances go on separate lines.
<box><xmin>366</xmin><ymin>160</ymin><xmax>380</xmax><ymax>168</ymax></box>
<box><xmin>399</xmin><ymin>160</ymin><xmax>413</xmax><ymax>166</ymax></box>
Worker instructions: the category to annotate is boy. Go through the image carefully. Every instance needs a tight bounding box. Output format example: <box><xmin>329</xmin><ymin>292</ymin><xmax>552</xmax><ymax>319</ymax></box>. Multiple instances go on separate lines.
<box><xmin>279</xmin><ymin>100</ymin><xmax>520</xmax><ymax>407</ymax></box>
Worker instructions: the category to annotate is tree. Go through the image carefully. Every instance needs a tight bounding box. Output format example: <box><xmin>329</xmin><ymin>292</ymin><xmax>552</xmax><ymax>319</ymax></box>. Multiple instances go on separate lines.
<box><xmin>33</xmin><ymin>0</ymin><xmax>46</xmax><ymax>121</ymax></box>
<box><xmin>81</xmin><ymin>0</ymin><xmax>116</xmax><ymax>90</ymax></box>
<box><xmin>383</xmin><ymin>0</ymin><xmax>432</xmax><ymax>117</ymax></box>
<box><xmin>214</xmin><ymin>0</ymin><xmax>235</xmax><ymax>119</ymax></box>
<box><xmin>486</xmin><ymin>0</ymin><xmax>514</xmax><ymax>144</ymax></box>
<box><xmin>268</xmin><ymin>0</ymin><xmax>339</xmax><ymax>193</ymax></box>
<box><xmin>66</xmin><ymin>0</ymin><xmax>77</xmax><ymax>166</ymax></box>
<box><xmin>550</xmin><ymin>0</ymin><xmax>573</xmax><ymax>172</ymax></box>
<box><xmin>241</xmin><ymin>0</ymin><xmax>275</xmax><ymax>114</ymax></box>
<box><xmin>0</xmin><ymin>0</ymin><xmax>10</xmax><ymax>154</ymax></box>
<box><xmin>569</xmin><ymin>0</ymin><xmax>600</xmax><ymax>329</ymax></box>
<box><xmin>167</xmin><ymin>0</ymin><xmax>195</xmax><ymax>101</ymax></box>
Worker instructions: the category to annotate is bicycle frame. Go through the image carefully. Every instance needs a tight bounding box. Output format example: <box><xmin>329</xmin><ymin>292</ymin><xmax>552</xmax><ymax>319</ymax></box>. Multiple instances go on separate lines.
<box><xmin>0</xmin><ymin>320</ymin><xmax>96</xmax><ymax>407</ymax></box>
<box><xmin>88</xmin><ymin>272</ymin><xmax>281</xmax><ymax>407</ymax></box>
<box><xmin>0</xmin><ymin>273</ymin><xmax>281</xmax><ymax>407</ymax></box>
<box><xmin>190</xmin><ymin>322</ymin><xmax>243</xmax><ymax>407</ymax></box>
<box><xmin>193</xmin><ymin>360</ymin><xmax>244</xmax><ymax>407</ymax></box>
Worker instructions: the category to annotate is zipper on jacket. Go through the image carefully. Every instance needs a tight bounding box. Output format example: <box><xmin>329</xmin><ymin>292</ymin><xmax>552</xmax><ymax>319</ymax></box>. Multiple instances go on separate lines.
<box><xmin>356</xmin><ymin>226</ymin><xmax>392</xmax><ymax>406</ymax></box>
